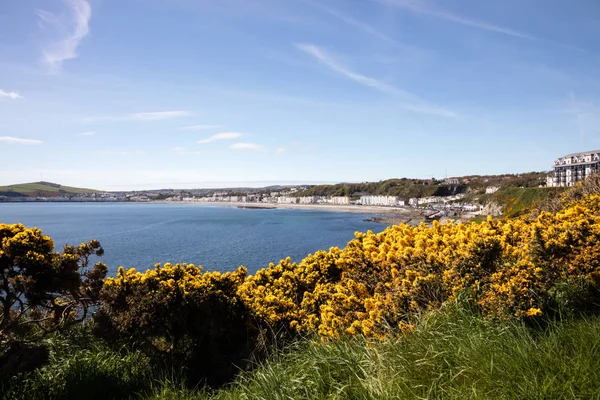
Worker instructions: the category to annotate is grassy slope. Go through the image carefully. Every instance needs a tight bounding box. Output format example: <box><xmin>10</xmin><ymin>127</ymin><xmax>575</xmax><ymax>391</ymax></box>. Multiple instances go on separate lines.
<box><xmin>5</xmin><ymin>309</ymin><xmax>600</xmax><ymax>400</ymax></box>
<box><xmin>0</xmin><ymin>182</ymin><xmax>99</xmax><ymax>197</ymax></box>
<box><xmin>475</xmin><ymin>187</ymin><xmax>565</xmax><ymax>217</ymax></box>
<box><xmin>157</xmin><ymin>311</ymin><xmax>600</xmax><ymax>400</ymax></box>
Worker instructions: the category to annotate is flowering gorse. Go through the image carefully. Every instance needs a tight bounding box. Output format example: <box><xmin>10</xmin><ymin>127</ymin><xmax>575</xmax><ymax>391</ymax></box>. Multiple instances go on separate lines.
<box><xmin>239</xmin><ymin>193</ymin><xmax>600</xmax><ymax>339</ymax></box>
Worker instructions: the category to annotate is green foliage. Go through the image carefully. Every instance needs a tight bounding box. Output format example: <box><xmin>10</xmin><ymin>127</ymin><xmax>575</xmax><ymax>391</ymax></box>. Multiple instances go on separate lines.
<box><xmin>0</xmin><ymin>182</ymin><xmax>98</xmax><ymax>198</ymax></box>
<box><xmin>0</xmin><ymin>224</ymin><xmax>107</xmax><ymax>344</ymax></box>
<box><xmin>95</xmin><ymin>264</ymin><xmax>258</xmax><ymax>387</ymax></box>
<box><xmin>0</xmin><ymin>324</ymin><xmax>151</xmax><ymax>400</ymax></box>
<box><xmin>139</xmin><ymin>309</ymin><xmax>600</xmax><ymax>399</ymax></box>
<box><xmin>294</xmin><ymin>178</ymin><xmax>447</xmax><ymax>199</ymax></box>
<box><xmin>477</xmin><ymin>187</ymin><xmax>564</xmax><ymax>217</ymax></box>
<box><xmin>293</xmin><ymin>172</ymin><xmax>548</xmax><ymax>200</ymax></box>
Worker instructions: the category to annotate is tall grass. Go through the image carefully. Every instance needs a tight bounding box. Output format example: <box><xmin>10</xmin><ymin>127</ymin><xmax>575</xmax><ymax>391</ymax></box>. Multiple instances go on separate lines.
<box><xmin>147</xmin><ymin>307</ymin><xmax>600</xmax><ymax>400</ymax></box>
<box><xmin>1</xmin><ymin>323</ymin><xmax>152</xmax><ymax>400</ymax></box>
<box><xmin>5</xmin><ymin>309</ymin><xmax>600</xmax><ymax>399</ymax></box>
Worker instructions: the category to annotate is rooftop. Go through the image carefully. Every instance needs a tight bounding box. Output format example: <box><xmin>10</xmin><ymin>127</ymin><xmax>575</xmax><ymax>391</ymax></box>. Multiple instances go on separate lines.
<box><xmin>561</xmin><ymin>150</ymin><xmax>600</xmax><ymax>158</ymax></box>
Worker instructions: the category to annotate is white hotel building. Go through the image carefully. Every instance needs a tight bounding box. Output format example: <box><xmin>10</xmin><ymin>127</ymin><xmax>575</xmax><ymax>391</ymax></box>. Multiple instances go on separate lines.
<box><xmin>547</xmin><ymin>150</ymin><xmax>600</xmax><ymax>187</ymax></box>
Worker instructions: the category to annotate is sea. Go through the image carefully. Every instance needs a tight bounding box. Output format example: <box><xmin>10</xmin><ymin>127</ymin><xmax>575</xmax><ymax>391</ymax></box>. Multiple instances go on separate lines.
<box><xmin>0</xmin><ymin>203</ymin><xmax>383</xmax><ymax>275</ymax></box>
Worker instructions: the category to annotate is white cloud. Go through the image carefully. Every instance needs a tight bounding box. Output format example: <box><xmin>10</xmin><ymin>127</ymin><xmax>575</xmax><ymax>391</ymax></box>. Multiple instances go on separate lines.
<box><xmin>229</xmin><ymin>142</ymin><xmax>264</xmax><ymax>152</ymax></box>
<box><xmin>0</xmin><ymin>136</ymin><xmax>43</xmax><ymax>145</ymax></box>
<box><xmin>376</xmin><ymin>0</ymin><xmax>535</xmax><ymax>40</ymax></box>
<box><xmin>295</xmin><ymin>43</ymin><xmax>456</xmax><ymax>117</ymax></box>
<box><xmin>83</xmin><ymin>110</ymin><xmax>195</xmax><ymax>122</ymax></box>
<box><xmin>79</xmin><ymin>131</ymin><xmax>96</xmax><ymax>136</ymax></box>
<box><xmin>180</xmin><ymin>124</ymin><xmax>222</xmax><ymax>131</ymax></box>
<box><xmin>0</xmin><ymin>90</ymin><xmax>24</xmax><ymax>100</ymax></box>
<box><xmin>274</xmin><ymin>147</ymin><xmax>286</xmax><ymax>155</ymax></box>
<box><xmin>197</xmin><ymin>132</ymin><xmax>243</xmax><ymax>144</ymax></box>
<box><xmin>101</xmin><ymin>150</ymin><xmax>145</xmax><ymax>156</ymax></box>
<box><xmin>37</xmin><ymin>0</ymin><xmax>92</xmax><ymax>72</ymax></box>
<box><xmin>303</xmin><ymin>0</ymin><xmax>400</xmax><ymax>46</ymax></box>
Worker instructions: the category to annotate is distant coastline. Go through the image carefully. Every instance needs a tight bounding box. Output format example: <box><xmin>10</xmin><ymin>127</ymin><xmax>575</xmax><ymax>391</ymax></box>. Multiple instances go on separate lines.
<box><xmin>0</xmin><ymin>200</ymin><xmax>478</xmax><ymax>225</ymax></box>
<box><xmin>151</xmin><ymin>201</ymin><xmax>435</xmax><ymax>225</ymax></box>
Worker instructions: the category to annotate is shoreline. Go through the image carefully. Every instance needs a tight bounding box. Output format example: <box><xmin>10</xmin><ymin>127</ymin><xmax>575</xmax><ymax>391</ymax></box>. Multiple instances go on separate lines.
<box><xmin>1</xmin><ymin>200</ymin><xmax>439</xmax><ymax>225</ymax></box>
<box><xmin>151</xmin><ymin>201</ymin><xmax>431</xmax><ymax>225</ymax></box>
<box><xmin>153</xmin><ymin>200</ymin><xmax>420</xmax><ymax>215</ymax></box>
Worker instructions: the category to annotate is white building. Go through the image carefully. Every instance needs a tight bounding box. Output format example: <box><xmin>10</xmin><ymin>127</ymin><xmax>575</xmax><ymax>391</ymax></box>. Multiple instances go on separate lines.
<box><xmin>547</xmin><ymin>150</ymin><xmax>600</xmax><ymax>187</ymax></box>
<box><xmin>299</xmin><ymin>196</ymin><xmax>318</xmax><ymax>204</ymax></box>
<box><xmin>277</xmin><ymin>196</ymin><xmax>298</xmax><ymax>204</ymax></box>
<box><xmin>485</xmin><ymin>186</ymin><xmax>500</xmax><ymax>194</ymax></box>
<box><xmin>359</xmin><ymin>195</ymin><xmax>404</xmax><ymax>206</ymax></box>
<box><xmin>418</xmin><ymin>196</ymin><xmax>440</xmax><ymax>205</ymax></box>
<box><xmin>444</xmin><ymin>178</ymin><xmax>460</xmax><ymax>185</ymax></box>
<box><xmin>328</xmin><ymin>196</ymin><xmax>350</xmax><ymax>205</ymax></box>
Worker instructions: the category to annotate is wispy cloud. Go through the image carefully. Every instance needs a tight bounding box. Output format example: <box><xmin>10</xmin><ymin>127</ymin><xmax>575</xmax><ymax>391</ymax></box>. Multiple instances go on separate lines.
<box><xmin>0</xmin><ymin>136</ymin><xmax>43</xmax><ymax>145</ymax></box>
<box><xmin>229</xmin><ymin>142</ymin><xmax>264</xmax><ymax>152</ymax></box>
<box><xmin>274</xmin><ymin>147</ymin><xmax>286</xmax><ymax>155</ymax></box>
<box><xmin>295</xmin><ymin>43</ymin><xmax>456</xmax><ymax>117</ymax></box>
<box><xmin>79</xmin><ymin>131</ymin><xmax>96</xmax><ymax>136</ymax></box>
<box><xmin>197</xmin><ymin>132</ymin><xmax>243</xmax><ymax>144</ymax></box>
<box><xmin>101</xmin><ymin>150</ymin><xmax>145</xmax><ymax>156</ymax></box>
<box><xmin>377</xmin><ymin>0</ymin><xmax>535</xmax><ymax>40</ymax></box>
<box><xmin>303</xmin><ymin>0</ymin><xmax>401</xmax><ymax>46</ymax></box>
<box><xmin>37</xmin><ymin>0</ymin><xmax>92</xmax><ymax>72</ymax></box>
<box><xmin>171</xmin><ymin>147</ymin><xmax>205</xmax><ymax>155</ymax></box>
<box><xmin>128</xmin><ymin>111</ymin><xmax>195</xmax><ymax>121</ymax></box>
<box><xmin>565</xmin><ymin>94</ymin><xmax>600</xmax><ymax>144</ymax></box>
<box><xmin>180</xmin><ymin>124</ymin><xmax>222</xmax><ymax>131</ymax></box>
<box><xmin>0</xmin><ymin>90</ymin><xmax>24</xmax><ymax>100</ymax></box>
<box><xmin>83</xmin><ymin>110</ymin><xmax>195</xmax><ymax>122</ymax></box>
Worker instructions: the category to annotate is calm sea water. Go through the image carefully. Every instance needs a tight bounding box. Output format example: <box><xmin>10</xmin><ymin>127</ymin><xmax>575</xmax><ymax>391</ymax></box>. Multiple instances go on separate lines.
<box><xmin>0</xmin><ymin>203</ymin><xmax>383</xmax><ymax>275</ymax></box>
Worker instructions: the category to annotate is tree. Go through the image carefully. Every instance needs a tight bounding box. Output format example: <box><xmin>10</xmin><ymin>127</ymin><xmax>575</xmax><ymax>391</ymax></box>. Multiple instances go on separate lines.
<box><xmin>0</xmin><ymin>224</ymin><xmax>107</xmax><ymax>343</ymax></box>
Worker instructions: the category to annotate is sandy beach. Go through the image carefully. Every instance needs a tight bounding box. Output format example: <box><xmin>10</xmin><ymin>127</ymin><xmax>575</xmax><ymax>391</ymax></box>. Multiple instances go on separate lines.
<box><xmin>151</xmin><ymin>201</ymin><xmax>430</xmax><ymax>225</ymax></box>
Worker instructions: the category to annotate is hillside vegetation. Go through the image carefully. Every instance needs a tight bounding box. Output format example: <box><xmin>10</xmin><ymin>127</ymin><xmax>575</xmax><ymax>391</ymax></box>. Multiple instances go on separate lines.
<box><xmin>0</xmin><ymin>181</ymin><xmax>99</xmax><ymax>197</ymax></box>
<box><xmin>473</xmin><ymin>187</ymin><xmax>565</xmax><ymax>217</ymax></box>
<box><xmin>2</xmin><ymin>174</ymin><xmax>600</xmax><ymax>399</ymax></box>
<box><xmin>293</xmin><ymin>172</ymin><xmax>548</xmax><ymax>199</ymax></box>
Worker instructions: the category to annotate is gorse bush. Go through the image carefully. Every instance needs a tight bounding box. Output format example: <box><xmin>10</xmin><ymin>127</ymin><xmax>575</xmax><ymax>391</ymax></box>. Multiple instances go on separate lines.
<box><xmin>96</xmin><ymin>263</ymin><xmax>257</xmax><ymax>386</ymax></box>
<box><xmin>0</xmin><ymin>224</ymin><xmax>107</xmax><ymax>344</ymax></box>
<box><xmin>240</xmin><ymin>192</ymin><xmax>600</xmax><ymax>340</ymax></box>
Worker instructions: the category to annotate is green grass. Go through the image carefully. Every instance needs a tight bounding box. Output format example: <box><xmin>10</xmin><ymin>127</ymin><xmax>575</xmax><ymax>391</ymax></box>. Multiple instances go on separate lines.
<box><xmin>475</xmin><ymin>187</ymin><xmax>565</xmax><ymax>217</ymax></box>
<box><xmin>145</xmin><ymin>307</ymin><xmax>600</xmax><ymax>400</ymax></box>
<box><xmin>5</xmin><ymin>308</ymin><xmax>600</xmax><ymax>400</ymax></box>
<box><xmin>1</xmin><ymin>324</ymin><xmax>152</xmax><ymax>400</ymax></box>
<box><xmin>0</xmin><ymin>181</ymin><xmax>99</xmax><ymax>197</ymax></box>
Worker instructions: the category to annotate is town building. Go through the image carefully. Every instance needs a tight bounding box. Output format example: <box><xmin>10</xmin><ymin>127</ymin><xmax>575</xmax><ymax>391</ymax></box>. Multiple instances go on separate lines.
<box><xmin>328</xmin><ymin>196</ymin><xmax>350</xmax><ymax>205</ymax></box>
<box><xmin>359</xmin><ymin>195</ymin><xmax>404</xmax><ymax>207</ymax></box>
<box><xmin>277</xmin><ymin>196</ymin><xmax>298</xmax><ymax>204</ymax></box>
<box><xmin>299</xmin><ymin>196</ymin><xmax>318</xmax><ymax>204</ymax></box>
<box><xmin>443</xmin><ymin>178</ymin><xmax>460</xmax><ymax>185</ymax></box>
<box><xmin>547</xmin><ymin>150</ymin><xmax>600</xmax><ymax>187</ymax></box>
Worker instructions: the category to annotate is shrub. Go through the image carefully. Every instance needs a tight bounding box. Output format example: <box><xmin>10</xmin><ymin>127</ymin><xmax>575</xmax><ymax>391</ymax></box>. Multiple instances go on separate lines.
<box><xmin>237</xmin><ymin>194</ymin><xmax>600</xmax><ymax>339</ymax></box>
<box><xmin>0</xmin><ymin>224</ymin><xmax>107</xmax><ymax>377</ymax></box>
<box><xmin>95</xmin><ymin>263</ymin><xmax>257</xmax><ymax>386</ymax></box>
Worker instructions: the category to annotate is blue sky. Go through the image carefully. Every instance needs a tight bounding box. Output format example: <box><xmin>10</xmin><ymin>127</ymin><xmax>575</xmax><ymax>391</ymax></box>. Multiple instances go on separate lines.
<box><xmin>1</xmin><ymin>0</ymin><xmax>599</xmax><ymax>190</ymax></box>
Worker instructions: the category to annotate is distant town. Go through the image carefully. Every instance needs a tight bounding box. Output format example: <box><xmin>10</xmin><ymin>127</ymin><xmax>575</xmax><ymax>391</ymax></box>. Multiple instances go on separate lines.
<box><xmin>3</xmin><ymin>150</ymin><xmax>599</xmax><ymax>219</ymax></box>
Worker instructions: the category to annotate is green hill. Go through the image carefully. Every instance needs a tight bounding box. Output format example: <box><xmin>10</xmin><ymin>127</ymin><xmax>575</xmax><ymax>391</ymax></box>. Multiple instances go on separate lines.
<box><xmin>0</xmin><ymin>182</ymin><xmax>100</xmax><ymax>197</ymax></box>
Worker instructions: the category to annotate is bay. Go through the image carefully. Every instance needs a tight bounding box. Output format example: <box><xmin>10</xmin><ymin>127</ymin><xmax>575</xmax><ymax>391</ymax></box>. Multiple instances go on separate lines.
<box><xmin>0</xmin><ymin>203</ymin><xmax>383</xmax><ymax>275</ymax></box>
